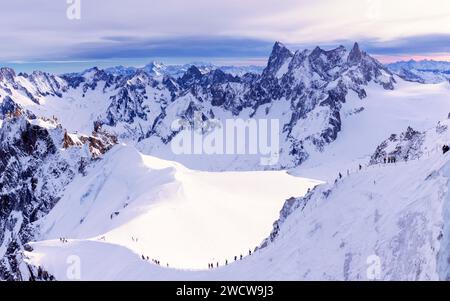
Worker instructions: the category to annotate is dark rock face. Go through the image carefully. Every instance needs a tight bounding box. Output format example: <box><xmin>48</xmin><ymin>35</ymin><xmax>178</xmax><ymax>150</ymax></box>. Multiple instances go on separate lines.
<box><xmin>262</xmin><ymin>42</ymin><xmax>294</xmax><ymax>78</ymax></box>
<box><xmin>0</xmin><ymin>117</ymin><xmax>69</xmax><ymax>280</ymax></box>
<box><xmin>0</xmin><ymin>96</ymin><xmax>21</xmax><ymax>118</ymax></box>
<box><xmin>179</xmin><ymin>66</ymin><xmax>204</xmax><ymax>89</ymax></box>
<box><xmin>0</xmin><ymin>68</ymin><xmax>16</xmax><ymax>84</ymax></box>
<box><xmin>107</xmin><ymin>86</ymin><xmax>148</xmax><ymax>125</ymax></box>
<box><xmin>62</xmin><ymin>67</ymin><xmax>117</xmax><ymax>94</ymax></box>
<box><xmin>260</xmin><ymin>188</ymin><xmax>322</xmax><ymax>249</ymax></box>
<box><xmin>0</xmin><ymin>42</ymin><xmax>396</xmax><ymax>170</ymax></box>
<box><xmin>0</xmin><ymin>41</ymin><xmax>400</xmax><ymax>279</ymax></box>
<box><xmin>370</xmin><ymin>127</ymin><xmax>426</xmax><ymax>164</ymax></box>
<box><xmin>0</xmin><ymin>114</ymin><xmax>115</xmax><ymax>280</ymax></box>
<box><xmin>347</xmin><ymin>42</ymin><xmax>363</xmax><ymax>66</ymax></box>
<box><xmin>95</xmin><ymin>42</ymin><xmax>396</xmax><ymax>167</ymax></box>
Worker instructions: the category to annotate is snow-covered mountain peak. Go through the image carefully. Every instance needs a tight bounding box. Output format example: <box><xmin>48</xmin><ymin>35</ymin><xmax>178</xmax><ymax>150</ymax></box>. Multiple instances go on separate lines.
<box><xmin>347</xmin><ymin>42</ymin><xmax>362</xmax><ymax>65</ymax></box>
<box><xmin>0</xmin><ymin>67</ymin><xmax>16</xmax><ymax>84</ymax></box>
<box><xmin>1</xmin><ymin>39</ymin><xmax>450</xmax><ymax>280</ymax></box>
<box><xmin>142</xmin><ymin>61</ymin><xmax>167</xmax><ymax>78</ymax></box>
<box><xmin>263</xmin><ymin>41</ymin><xmax>294</xmax><ymax>78</ymax></box>
<box><xmin>0</xmin><ymin>41</ymin><xmax>400</xmax><ymax>171</ymax></box>
<box><xmin>179</xmin><ymin>65</ymin><xmax>204</xmax><ymax>85</ymax></box>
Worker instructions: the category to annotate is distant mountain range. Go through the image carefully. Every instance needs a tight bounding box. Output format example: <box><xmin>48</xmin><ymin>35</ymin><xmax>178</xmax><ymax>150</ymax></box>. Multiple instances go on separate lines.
<box><xmin>2</xmin><ymin>42</ymin><xmax>450</xmax><ymax>280</ymax></box>
<box><xmin>387</xmin><ymin>59</ymin><xmax>450</xmax><ymax>83</ymax></box>
<box><xmin>69</xmin><ymin>58</ymin><xmax>450</xmax><ymax>85</ymax></box>
<box><xmin>100</xmin><ymin>61</ymin><xmax>264</xmax><ymax>78</ymax></box>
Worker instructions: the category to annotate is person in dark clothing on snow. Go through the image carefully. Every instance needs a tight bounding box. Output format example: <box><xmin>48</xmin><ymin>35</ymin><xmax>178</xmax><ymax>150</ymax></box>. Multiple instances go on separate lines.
<box><xmin>443</xmin><ymin>145</ymin><xmax>450</xmax><ymax>154</ymax></box>
<box><xmin>359</xmin><ymin>164</ymin><xmax>362</xmax><ymax>170</ymax></box>
<box><xmin>339</xmin><ymin>173</ymin><xmax>342</xmax><ymax>179</ymax></box>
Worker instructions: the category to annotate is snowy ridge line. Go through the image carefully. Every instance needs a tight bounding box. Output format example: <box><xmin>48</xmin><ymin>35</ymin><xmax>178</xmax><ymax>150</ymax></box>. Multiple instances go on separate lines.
<box><xmin>259</xmin><ymin>151</ymin><xmax>450</xmax><ymax>280</ymax></box>
<box><xmin>19</xmin><ymin>144</ymin><xmax>321</xmax><ymax>272</ymax></box>
<box><xmin>22</xmin><ymin>150</ymin><xmax>450</xmax><ymax>280</ymax></box>
<box><xmin>261</xmin><ymin>120</ymin><xmax>450</xmax><ymax>279</ymax></box>
<box><xmin>262</xmin><ymin>119</ymin><xmax>450</xmax><ymax>265</ymax></box>
<box><xmin>2</xmin><ymin>42</ymin><xmax>450</xmax><ymax>280</ymax></box>
<box><xmin>1</xmin><ymin>41</ymin><xmax>399</xmax><ymax>171</ymax></box>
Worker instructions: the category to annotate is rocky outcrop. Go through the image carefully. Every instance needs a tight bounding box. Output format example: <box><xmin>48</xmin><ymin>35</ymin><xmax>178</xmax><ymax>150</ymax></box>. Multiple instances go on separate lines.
<box><xmin>0</xmin><ymin>114</ymin><xmax>115</xmax><ymax>280</ymax></box>
<box><xmin>99</xmin><ymin>42</ymin><xmax>396</xmax><ymax>168</ymax></box>
<box><xmin>370</xmin><ymin>127</ymin><xmax>426</xmax><ymax>164</ymax></box>
<box><xmin>0</xmin><ymin>42</ymin><xmax>397</xmax><ymax>170</ymax></box>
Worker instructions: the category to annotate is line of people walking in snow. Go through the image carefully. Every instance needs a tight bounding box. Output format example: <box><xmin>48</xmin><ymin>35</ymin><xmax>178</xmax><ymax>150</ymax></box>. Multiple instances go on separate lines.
<box><xmin>384</xmin><ymin>156</ymin><xmax>397</xmax><ymax>163</ymax></box>
<box><xmin>335</xmin><ymin>145</ymin><xmax>449</xmax><ymax>186</ymax></box>
<box><xmin>208</xmin><ymin>249</ymin><xmax>254</xmax><ymax>269</ymax></box>
<box><xmin>334</xmin><ymin>164</ymin><xmax>363</xmax><ymax>185</ymax></box>
<box><xmin>141</xmin><ymin>255</ymin><xmax>169</xmax><ymax>267</ymax></box>
<box><xmin>334</xmin><ymin>156</ymin><xmax>401</xmax><ymax>186</ymax></box>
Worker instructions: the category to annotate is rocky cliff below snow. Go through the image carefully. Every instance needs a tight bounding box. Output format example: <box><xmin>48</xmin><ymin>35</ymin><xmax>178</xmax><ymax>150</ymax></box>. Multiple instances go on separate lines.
<box><xmin>0</xmin><ymin>113</ymin><xmax>115</xmax><ymax>280</ymax></box>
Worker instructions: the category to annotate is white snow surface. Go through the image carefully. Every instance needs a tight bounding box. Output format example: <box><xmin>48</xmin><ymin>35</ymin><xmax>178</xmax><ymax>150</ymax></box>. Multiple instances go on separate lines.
<box><xmin>29</xmin><ymin>144</ymin><xmax>320</xmax><ymax>271</ymax></box>
<box><xmin>293</xmin><ymin>78</ymin><xmax>450</xmax><ymax>181</ymax></box>
<box><xmin>26</xmin><ymin>150</ymin><xmax>450</xmax><ymax>280</ymax></box>
<box><xmin>5</xmin><ymin>72</ymin><xmax>450</xmax><ymax>280</ymax></box>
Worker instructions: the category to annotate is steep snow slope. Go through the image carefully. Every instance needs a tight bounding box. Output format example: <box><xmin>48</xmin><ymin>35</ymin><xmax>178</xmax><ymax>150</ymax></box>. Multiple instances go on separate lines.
<box><xmin>29</xmin><ymin>145</ymin><xmax>321</xmax><ymax>270</ymax></box>
<box><xmin>25</xmin><ymin>148</ymin><xmax>450</xmax><ymax>280</ymax></box>
<box><xmin>24</xmin><ymin>120</ymin><xmax>450</xmax><ymax>280</ymax></box>
<box><xmin>292</xmin><ymin>79</ymin><xmax>450</xmax><ymax>181</ymax></box>
<box><xmin>2</xmin><ymin>43</ymin><xmax>450</xmax><ymax>281</ymax></box>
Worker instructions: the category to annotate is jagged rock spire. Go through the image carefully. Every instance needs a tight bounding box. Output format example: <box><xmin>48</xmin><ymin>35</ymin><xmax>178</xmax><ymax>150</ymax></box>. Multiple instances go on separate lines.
<box><xmin>262</xmin><ymin>41</ymin><xmax>294</xmax><ymax>77</ymax></box>
<box><xmin>347</xmin><ymin>42</ymin><xmax>363</xmax><ymax>65</ymax></box>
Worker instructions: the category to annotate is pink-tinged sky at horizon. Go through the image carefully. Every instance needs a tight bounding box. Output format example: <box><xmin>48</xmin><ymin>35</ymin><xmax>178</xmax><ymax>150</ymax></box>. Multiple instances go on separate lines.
<box><xmin>374</xmin><ymin>54</ymin><xmax>450</xmax><ymax>64</ymax></box>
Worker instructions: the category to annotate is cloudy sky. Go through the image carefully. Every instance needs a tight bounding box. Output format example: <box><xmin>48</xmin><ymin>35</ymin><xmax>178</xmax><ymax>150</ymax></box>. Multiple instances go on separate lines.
<box><xmin>1</xmin><ymin>0</ymin><xmax>450</xmax><ymax>72</ymax></box>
